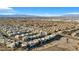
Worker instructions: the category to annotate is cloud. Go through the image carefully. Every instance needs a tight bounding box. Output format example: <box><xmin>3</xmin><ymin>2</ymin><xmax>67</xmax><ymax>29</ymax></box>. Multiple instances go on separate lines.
<box><xmin>23</xmin><ymin>13</ymin><xmax>62</xmax><ymax>16</ymax></box>
<box><xmin>0</xmin><ymin>7</ymin><xmax>16</xmax><ymax>15</ymax></box>
<box><xmin>66</xmin><ymin>12</ymin><xmax>79</xmax><ymax>14</ymax></box>
<box><xmin>0</xmin><ymin>7</ymin><xmax>12</xmax><ymax>10</ymax></box>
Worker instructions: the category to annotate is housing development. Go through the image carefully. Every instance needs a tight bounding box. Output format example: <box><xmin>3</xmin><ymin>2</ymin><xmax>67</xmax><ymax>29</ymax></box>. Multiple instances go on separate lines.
<box><xmin>0</xmin><ymin>16</ymin><xmax>79</xmax><ymax>51</ymax></box>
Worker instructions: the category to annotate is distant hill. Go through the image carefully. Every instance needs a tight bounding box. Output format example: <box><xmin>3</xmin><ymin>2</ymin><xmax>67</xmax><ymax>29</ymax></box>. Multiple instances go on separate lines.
<box><xmin>0</xmin><ymin>15</ymin><xmax>37</xmax><ymax>17</ymax></box>
<box><xmin>0</xmin><ymin>14</ymin><xmax>79</xmax><ymax>21</ymax></box>
<box><xmin>62</xmin><ymin>14</ymin><xmax>79</xmax><ymax>17</ymax></box>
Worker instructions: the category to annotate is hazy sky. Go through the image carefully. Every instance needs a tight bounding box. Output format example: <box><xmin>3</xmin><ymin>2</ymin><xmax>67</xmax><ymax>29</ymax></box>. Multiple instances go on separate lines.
<box><xmin>0</xmin><ymin>7</ymin><xmax>79</xmax><ymax>16</ymax></box>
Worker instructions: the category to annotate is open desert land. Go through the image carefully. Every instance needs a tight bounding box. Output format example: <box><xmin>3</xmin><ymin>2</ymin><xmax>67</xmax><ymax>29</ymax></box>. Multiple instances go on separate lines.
<box><xmin>0</xmin><ymin>18</ymin><xmax>79</xmax><ymax>51</ymax></box>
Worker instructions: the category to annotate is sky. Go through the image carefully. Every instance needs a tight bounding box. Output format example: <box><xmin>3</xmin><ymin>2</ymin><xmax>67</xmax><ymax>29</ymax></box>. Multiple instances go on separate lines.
<box><xmin>0</xmin><ymin>7</ymin><xmax>79</xmax><ymax>16</ymax></box>
<box><xmin>0</xmin><ymin>0</ymin><xmax>79</xmax><ymax>16</ymax></box>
